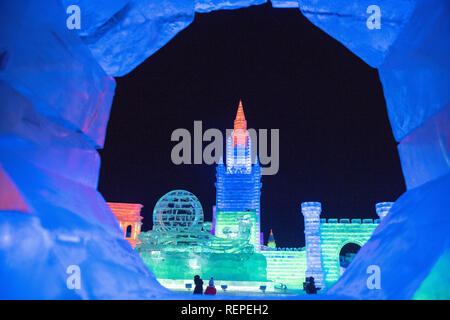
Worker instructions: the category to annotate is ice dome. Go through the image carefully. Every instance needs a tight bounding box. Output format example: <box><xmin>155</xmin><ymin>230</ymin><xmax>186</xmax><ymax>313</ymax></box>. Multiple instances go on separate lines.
<box><xmin>153</xmin><ymin>190</ymin><xmax>204</xmax><ymax>232</ymax></box>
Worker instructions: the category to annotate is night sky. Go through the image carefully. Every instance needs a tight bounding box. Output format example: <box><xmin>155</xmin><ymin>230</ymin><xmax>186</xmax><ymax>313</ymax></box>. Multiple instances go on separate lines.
<box><xmin>98</xmin><ymin>3</ymin><xmax>406</xmax><ymax>248</ymax></box>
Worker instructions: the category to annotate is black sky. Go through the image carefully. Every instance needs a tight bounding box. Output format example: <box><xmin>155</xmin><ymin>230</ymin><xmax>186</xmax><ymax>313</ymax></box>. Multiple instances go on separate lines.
<box><xmin>98</xmin><ymin>3</ymin><xmax>405</xmax><ymax>248</ymax></box>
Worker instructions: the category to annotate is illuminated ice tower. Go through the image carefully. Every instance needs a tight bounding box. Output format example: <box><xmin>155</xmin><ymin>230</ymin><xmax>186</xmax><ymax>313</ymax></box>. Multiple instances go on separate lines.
<box><xmin>267</xmin><ymin>229</ymin><xmax>276</xmax><ymax>249</ymax></box>
<box><xmin>215</xmin><ymin>100</ymin><xmax>262</xmax><ymax>252</ymax></box>
<box><xmin>226</xmin><ymin>100</ymin><xmax>252</xmax><ymax>173</ymax></box>
<box><xmin>301</xmin><ymin>202</ymin><xmax>325</xmax><ymax>288</ymax></box>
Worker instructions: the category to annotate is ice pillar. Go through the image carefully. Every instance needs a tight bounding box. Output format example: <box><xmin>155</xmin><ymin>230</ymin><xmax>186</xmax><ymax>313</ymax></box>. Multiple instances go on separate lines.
<box><xmin>301</xmin><ymin>202</ymin><xmax>325</xmax><ymax>288</ymax></box>
<box><xmin>211</xmin><ymin>205</ymin><xmax>217</xmax><ymax>235</ymax></box>
<box><xmin>375</xmin><ymin>202</ymin><xmax>394</xmax><ymax>221</ymax></box>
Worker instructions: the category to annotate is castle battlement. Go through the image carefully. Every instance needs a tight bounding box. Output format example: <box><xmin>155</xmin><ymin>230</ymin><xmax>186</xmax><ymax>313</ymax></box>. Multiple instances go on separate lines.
<box><xmin>320</xmin><ymin>218</ymin><xmax>381</xmax><ymax>225</ymax></box>
<box><xmin>261</xmin><ymin>247</ymin><xmax>305</xmax><ymax>252</ymax></box>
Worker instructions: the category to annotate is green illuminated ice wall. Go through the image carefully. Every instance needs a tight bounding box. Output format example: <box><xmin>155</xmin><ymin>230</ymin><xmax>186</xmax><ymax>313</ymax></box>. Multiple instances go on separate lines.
<box><xmin>261</xmin><ymin>248</ymin><xmax>307</xmax><ymax>289</ymax></box>
<box><xmin>214</xmin><ymin>210</ymin><xmax>258</xmax><ymax>251</ymax></box>
<box><xmin>258</xmin><ymin>218</ymin><xmax>380</xmax><ymax>290</ymax></box>
<box><xmin>319</xmin><ymin>218</ymin><xmax>379</xmax><ymax>287</ymax></box>
<box><xmin>255</xmin><ymin>202</ymin><xmax>389</xmax><ymax>290</ymax></box>
<box><xmin>137</xmin><ymin>190</ymin><xmax>267</xmax><ymax>285</ymax></box>
<box><xmin>137</xmin><ymin>195</ymin><xmax>390</xmax><ymax>291</ymax></box>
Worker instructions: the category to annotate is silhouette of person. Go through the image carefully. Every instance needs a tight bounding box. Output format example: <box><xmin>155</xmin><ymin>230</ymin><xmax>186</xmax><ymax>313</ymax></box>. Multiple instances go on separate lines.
<box><xmin>193</xmin><ymin>275</ymin><xmax>203</xmax><ymax>294</ymax></box>
<box><xmin>303</xmin><ymin>277</ymin><xmax>309</xmax><ymax>291</ymax></box>
<box><xmin>304</xmin><ymin>276</ymin><xmax>319</xmax><ymax>294</ymax></box>
<box><xmin>204</xmin><ymin>277</ymin><xmax>217</xmax><ymax>295</ymax></box>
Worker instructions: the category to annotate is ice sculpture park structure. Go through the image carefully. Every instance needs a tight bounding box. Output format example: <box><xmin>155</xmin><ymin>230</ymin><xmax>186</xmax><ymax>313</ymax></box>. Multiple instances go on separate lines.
<box><xmin>135</xmin><ymin>103</ymin><xmax>392</xmax><ymax>292</ymax></box>
<box><xmin>0</xmin><ymin>1</ymin><xmax>448</xmax><ymax>299</ymax></box>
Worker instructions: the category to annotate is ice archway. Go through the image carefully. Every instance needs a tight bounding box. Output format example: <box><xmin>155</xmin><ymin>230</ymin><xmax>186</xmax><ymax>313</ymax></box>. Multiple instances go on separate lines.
<box><xmin>0</xmin><ymin>0</ymin><xmax>448</xmax><ymax>299</ymax></box>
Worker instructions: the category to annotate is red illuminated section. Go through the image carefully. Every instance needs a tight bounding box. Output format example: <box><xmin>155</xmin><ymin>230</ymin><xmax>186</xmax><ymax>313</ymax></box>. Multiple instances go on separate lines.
<box><xmin>234</xmin><ymin>99</ymin><xmax>247</xmax><ymax>130</ymax></box>
<box><xmin>233</xmin><ymin>100</ymin><xmax>249</xmax><ymax>147</ymax></box>
<box><xmin>107</xmin><ymin>202</ymin><xmax>143</xmax><ymax>248</ymax></box>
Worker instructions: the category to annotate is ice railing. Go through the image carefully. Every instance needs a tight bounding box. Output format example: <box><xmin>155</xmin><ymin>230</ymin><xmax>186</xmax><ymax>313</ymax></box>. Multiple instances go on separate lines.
<box><xmin>320</xmin><ymin>218</ymin><xmax>381</xmax><ymax>224</ymax></box>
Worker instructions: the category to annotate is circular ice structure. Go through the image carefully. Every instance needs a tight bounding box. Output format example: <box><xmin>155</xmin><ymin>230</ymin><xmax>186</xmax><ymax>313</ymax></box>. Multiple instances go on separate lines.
<box><xmin>153</xmin><ymin>190</ymin><xmax>204</xmax><ymax>232</ymax></box>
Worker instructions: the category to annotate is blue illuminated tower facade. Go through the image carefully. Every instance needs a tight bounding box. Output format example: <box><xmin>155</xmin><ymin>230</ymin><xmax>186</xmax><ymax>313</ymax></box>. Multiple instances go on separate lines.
<box><xmin>215</xmin><ymin>100</ymin><xmax>262</xmax><ymax>252</ymax></box>
<box><xmin>301</xmin><ymin>202</ymin><xmax>325</xmax><ymax>288</ymax></box>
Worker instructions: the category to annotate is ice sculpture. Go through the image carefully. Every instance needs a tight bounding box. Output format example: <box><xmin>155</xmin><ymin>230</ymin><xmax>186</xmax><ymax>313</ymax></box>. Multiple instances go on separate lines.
<box><xmin>133</xmin><ymin>103</ymin><xmax>386</xmax><ymax>291</ymax></box>
<box><xmin>136</xmin><ymin>190</ymin><xmax>268</xmax><ymax>288</ymax></box>
<box><xmin>301</xmin><ymin>202</ymin><xmax>325</xmax><ymax>288</ymax></box>
<box><xmin>137</xmin><ymin>193</ymin><xmax>383</xmax><ymax>291</ymax></box>
<box><xmin>319</xmin><ymin>217</ymin><xmax>379</xmax><ymax>287</ymax></box>
<box><xmin>215</xmin><ymin>101</ymin><xmax>262</xmax><ymax>251</ymax></box>
<box><xmin>267</xmin><ymin>230</ymin><xmax>276</xmax><ymax>248</ymax></box>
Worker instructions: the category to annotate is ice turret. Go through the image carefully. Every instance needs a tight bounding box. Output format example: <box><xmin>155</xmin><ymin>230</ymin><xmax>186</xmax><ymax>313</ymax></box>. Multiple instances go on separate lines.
<box><xmin>375</xmin><ymin>202</ymin><xmax>394</xmax><ymax>221</ymax></box>
<box><xmin>227</xmin><ymin>100</ymin><xmax>252</xmax><ymax>173</ymax></box>
<box><xmin>301</xmin><ymin>202</ymin><xmax>325</xmax><ymax>289</ymax></box>
<box><xmin>267</xmin><ymin>229</ymin><xmax>276</xmax><ymax>248</ymax></box>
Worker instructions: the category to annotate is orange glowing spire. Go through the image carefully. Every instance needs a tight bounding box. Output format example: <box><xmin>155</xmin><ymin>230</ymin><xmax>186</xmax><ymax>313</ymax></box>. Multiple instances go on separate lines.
<box><xmin>268</xmin><ymin>229</ymin><xmax>276</xmax><ymax>248</ymax></box>
<box><xmin>234</xmin><ymin>99</ymin><xmax>247</xmax><ymax>130</ymax></box>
